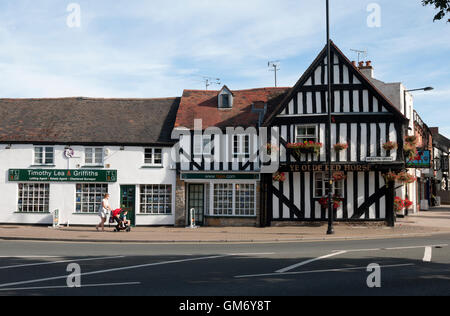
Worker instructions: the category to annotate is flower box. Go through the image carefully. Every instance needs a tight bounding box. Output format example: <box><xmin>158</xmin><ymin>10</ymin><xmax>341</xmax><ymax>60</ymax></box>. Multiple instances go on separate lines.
<box><xmin>287</xmin><ymin>141</ymin><xmax>323</xmax><ymax>156</ymax></box>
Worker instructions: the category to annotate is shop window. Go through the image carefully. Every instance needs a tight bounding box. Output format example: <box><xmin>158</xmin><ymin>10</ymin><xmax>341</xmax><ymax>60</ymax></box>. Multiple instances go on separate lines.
<box><xmin>75</xmin><ymin>184</ymin><xmax>108</xmax><ymax>213</ymax></box>
<box><xmin>213</xmin><ymin>183</ymin><xmax>233</xmax><ymax>215</ymax></box>
<box><xmin>234</xmin><ymin>183</ymin><xmax>255</xmax><ymax>216</ymax></box>
<box><xmin>144</xmin><ymin>148</ymin><xmax>163</xmax><ymax>165</ymax></box>
<box><xmin>314</xmin><ymin>172</ymin><xmax>344</xmax><ymax>198</ymax></box>
<box><xmin>139</xmin><ymin>185</ymin><xmax>172</xmax><ymax>214</ymax></box>
<box><xmin>211</xmin><ymin>183</ymin><xmax>255</xmax><ymax>216</ymax></box>
<box><xmin>34</xmin><ymin>147</ymin><xmax>54</xmax><ymax>165</ymax></box>
<box><xmin>85</xmin><ymin>148</ymin><xmax>103</xmax><ymax>165</ymax></box>
<box><xmin>295</xmin><ymin>125</ymin><xmax>318</xmax><ymax>143</ymax></box>
<box><xmin>18</xmin><ymin>183</ymin><xmax>50</xmax><ymax>213</ymax></box>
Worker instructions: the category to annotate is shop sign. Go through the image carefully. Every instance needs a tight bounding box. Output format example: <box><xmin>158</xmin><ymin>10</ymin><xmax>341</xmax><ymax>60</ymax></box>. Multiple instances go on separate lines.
<box><xmin>366</xmin><ymin>157</ymin><xmax>394</xmax><ymax>162</ymax></box>
<box><xmin>181</xmin><ymin>173</ymin><xmax>260</xmax><ymax>180</ymax></box>
<box><xmin>8</xmin><ymin>169</ymin><xmax>117</xmax><ymax>183</ymax></box>
<box><xmin>406</xmin><ymin>150</ymin><xmax>431</xmax><ymax>168</ymax></box>
<box><xmin>287</xmin><ymin>164</ymin><xmax>374</xmax><ymax>172</ymax></box>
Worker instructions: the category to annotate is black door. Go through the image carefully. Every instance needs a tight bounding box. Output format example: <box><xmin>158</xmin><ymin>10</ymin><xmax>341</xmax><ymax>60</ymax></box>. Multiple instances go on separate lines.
<box><xmin>120</xmin><ymin>185</ymin><xmax>136</xmax><ymax>226</ymax></box>
<box><xmin>188</xmin><ymin>184</ymin><xmax>204</xmax><ymax>226</ymax></box>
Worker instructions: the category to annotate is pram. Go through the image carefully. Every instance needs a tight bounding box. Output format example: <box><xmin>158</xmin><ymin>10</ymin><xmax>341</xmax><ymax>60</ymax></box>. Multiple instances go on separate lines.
<box><xmin>110</xmin><ymin>209</ymin><xmax>131</xmax><ymax>232</ymax></box>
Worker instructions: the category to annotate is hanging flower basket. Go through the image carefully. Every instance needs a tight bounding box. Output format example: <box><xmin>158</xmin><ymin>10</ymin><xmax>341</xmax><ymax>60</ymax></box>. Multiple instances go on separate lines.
<box><xmin>382</xmin><ymin>141</ymin><xmax>398</xmax><ymax>151</ymax></box>
<box><xmin>319</xmin><ymin>195</ymin><xmax>343</xmax><ymax>210</ymax></box>
<box><xmin>273</xmin><ymin>172</ymin><xmax>286</xmax><ymax>182</ymax></box>
<box><xmin>394</xmin><ymin>197</ymin><xmax>413</xmax><ymax>213</ymax></box>
<box><xmin>383</xmin><ymin>171</ymin><xmax>398</xmax><ymax>184</ymax></box>
<box><xmin>332</xmin><ymin>171</ymin><xmax>347</xmax><ymax>182</ymax></box>
<box><xmin>287</xmin><ymin>141</ymin><xmax>323</xmax><ymax>156</ymax></box>
<box><xmin>397</xmin><ymin>172</ymin><xmax>417</xmax><ymax>184</ymax></box>
<box><xmin>405</xmin><ymin>135</ymin><xmax>418</xmax><ymax>145</ymax></box>
<box><xmin>404</xmin><ymin>143</ymin><xmax>417</xmax><ymax>160</ymax></box>
<box><xmin>394</xmin><ymin>197</ymin><xmax>405</xmax><ymax>213</ymax></box>
<box><xmin>333</xmin><ymin>143</ymin><xmax>348</xmax><ymax>152</ymax></box>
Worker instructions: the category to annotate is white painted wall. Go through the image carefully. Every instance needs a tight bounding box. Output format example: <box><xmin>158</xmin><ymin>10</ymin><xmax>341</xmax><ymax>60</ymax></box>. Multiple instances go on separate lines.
<box><xmin>0</xmin><ymin>144</ymin><xmax>176</xmax><ymax>226</ymax></box>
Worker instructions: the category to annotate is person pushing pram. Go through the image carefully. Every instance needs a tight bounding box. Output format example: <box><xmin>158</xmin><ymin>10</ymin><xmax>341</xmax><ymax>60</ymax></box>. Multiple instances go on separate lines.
<box><xmin>110</xmin><ymin>208</ymin><xmax>131</xmax><ymax>232</ymax></box>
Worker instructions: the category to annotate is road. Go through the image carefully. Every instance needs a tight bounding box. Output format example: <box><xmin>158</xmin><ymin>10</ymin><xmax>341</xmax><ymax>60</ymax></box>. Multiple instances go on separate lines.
<box><xmin>0</xmin><ymin>234</ymin><xmax>449</xmax><ymax>296</ymax></box>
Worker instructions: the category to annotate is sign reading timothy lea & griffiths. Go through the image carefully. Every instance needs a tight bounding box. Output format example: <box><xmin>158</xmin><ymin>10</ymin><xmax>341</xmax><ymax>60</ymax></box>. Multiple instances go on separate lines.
<box><xmin>8</xmin><ymin>169</ymin><xmax>117</xmax><ymax>183</ymax></box>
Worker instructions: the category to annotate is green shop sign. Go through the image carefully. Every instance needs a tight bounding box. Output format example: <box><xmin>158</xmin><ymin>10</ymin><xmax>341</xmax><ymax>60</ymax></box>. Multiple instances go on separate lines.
<box><xmin>8</xmin><ymin>169</ymin><xmax>117</xmax><ymax>183</ymax></box>
<box><xmin>181</xmin><ymin>173</ymin><xmax>260</xmax><ymax>180</ymax></box>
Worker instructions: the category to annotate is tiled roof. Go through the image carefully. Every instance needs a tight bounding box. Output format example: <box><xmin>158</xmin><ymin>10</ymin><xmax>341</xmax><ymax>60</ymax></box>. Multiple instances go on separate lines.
<box><xmin>0</xmin><ymin>97</ymin><xmax>180</xmax><ymax>145</ymax></box>
<box><xmin>175</xmin><ymin>87</ymin><xmax>290</xmax><ymax>129</ymax></box>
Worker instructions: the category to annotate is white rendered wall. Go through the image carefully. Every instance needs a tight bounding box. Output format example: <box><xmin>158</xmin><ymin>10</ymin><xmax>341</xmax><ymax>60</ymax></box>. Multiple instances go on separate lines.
<box><xmin>0</xmin><ymin>144</ymin><xmax>176</xmax><ymax>226</ymax></box>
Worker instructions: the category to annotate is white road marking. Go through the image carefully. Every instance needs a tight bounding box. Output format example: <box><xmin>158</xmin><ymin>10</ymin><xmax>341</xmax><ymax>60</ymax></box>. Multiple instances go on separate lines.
<box><xmin>0</xmin><ymin>256</ymin><xmax>62</xmax><ymax>258</ymax></box>
<box><xmin>423</xmin><ymin>246</ymin><xmax>432</xmax><ymax>262</ymax></box>
<box><xmin>0</xmin><ymin>282</ymin><xmax>141</xmax><ymax>292</ymax></box>
<box><xmin>235</xmin><ymin>263</ymin><xmax>414</xmax><ymax>279</ymax></box>
<box><xmin>227</xmin><ymin>253</ymin><xmax>275</xmax><ymax>256</ymax></box>
<box><xmin>275</xmin><ymin>251</ymin><xmax>347</xmax><ymax>273</ymax></box>
<box><xmin>0</xmin><ymin>255</ymin><xmax>229</xmax><ymax>289</ymax></box>
<box><xmin>0</xmin><ymin>256</ymin><xmax>125</xmax><ymax>270</ymax></box>
<box><xmin>333</xmin><ymin>244</ymin><xmax>448</xmax><ymax>252</ymax></box>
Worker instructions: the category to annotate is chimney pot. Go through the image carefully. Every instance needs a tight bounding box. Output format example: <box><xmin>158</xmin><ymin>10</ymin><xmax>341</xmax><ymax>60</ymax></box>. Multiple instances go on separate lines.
<box><xmin>351</xmin><ymin>61</ymin><xmax>357</xmax><ymax>67</ymax></box>
<box><xmin>358</xmin><ymin>61</ymin><xmax>364</xmax><ymax>68</ymax></box>
<box><xmin>366</xmin><ymin>61</ymin><xmax>372</xmax><ymax>67</ymax></box>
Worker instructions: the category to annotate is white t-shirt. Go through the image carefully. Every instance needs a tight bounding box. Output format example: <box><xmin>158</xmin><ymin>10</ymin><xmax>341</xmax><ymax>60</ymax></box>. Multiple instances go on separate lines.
<box><xmin>102</xmin><ymin>198</ymin><xmax>110</xmax><ymax>212</ymax></box>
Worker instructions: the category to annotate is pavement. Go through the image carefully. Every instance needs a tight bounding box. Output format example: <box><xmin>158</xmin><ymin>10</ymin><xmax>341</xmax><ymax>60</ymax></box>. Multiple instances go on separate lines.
<box><xmin>1</xmin><ymin>205</ymin><xmax>450</xmax><ymax>243</ymax></box>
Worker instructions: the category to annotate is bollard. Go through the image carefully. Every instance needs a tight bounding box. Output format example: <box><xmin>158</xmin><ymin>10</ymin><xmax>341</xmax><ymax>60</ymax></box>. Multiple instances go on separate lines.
<box><xmin>190</xmin><ymin>208</ymin><xmax>197</xmax><ymax>229</ymax></box>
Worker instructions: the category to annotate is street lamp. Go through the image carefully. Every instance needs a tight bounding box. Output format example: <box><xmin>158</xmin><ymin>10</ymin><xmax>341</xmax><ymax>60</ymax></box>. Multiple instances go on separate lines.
<box><xmin>326</xmin><ymin>0</ymin><xmax>334</xmax><ymax>235</ymax></box>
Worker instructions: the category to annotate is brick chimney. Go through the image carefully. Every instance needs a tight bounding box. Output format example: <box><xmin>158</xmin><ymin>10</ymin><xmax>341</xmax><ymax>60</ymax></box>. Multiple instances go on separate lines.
<box><xmin>358</xmin><ymin>61</ymin><xmax>374</xmax><ymax>79</ymax></box>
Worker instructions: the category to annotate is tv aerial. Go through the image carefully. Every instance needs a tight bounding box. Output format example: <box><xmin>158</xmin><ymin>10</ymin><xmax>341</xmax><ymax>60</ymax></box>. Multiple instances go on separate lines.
<box><xmin>202</xmin><ymin>76</ymin><xmax>221</xmax><ymax>90</ymax></box>
<box><xmin>350</xmin><ymin>49</ymin><xmax>368</xmax><ymax>63</ymax></box>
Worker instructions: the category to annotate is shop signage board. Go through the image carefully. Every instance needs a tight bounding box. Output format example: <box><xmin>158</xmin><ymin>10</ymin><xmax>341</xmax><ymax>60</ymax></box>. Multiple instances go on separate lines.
<box><xmin>181</xmin><ymin>173</ymin><xmax>260</xmax><ymax>180</ymax></box>
<box><xmin>8</xmin><ymin>169</ymin><xmax>117</xmax><ymax>183</ymax></box>
<box><xmin>406</xmin><ymin>150</ymin><xmax>431</xmax><ymax>168</ymax></box>
<box><xmin>366</xmin><ymin>157</ymin><xmax>394</xmax><ymax>162</ymax></box>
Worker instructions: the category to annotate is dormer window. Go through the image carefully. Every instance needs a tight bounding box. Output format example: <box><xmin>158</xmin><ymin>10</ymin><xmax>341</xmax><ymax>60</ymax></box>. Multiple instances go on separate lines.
<box><xmin>218</xmin><ymin>85</ymin><xmax>233</xmax><ymax>109</ymax></box>
<box><xmin>221</xmin><ymin>94</ymin><xmax>230</xmax><ymax>108</ymax></box>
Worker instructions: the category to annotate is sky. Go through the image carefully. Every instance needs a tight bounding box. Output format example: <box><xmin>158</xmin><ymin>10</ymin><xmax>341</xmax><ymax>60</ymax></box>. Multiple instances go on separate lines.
<box><xmin>0</xmin><ymin>0</ymin><xmax>449</xmax><ymax>137</ymax></box>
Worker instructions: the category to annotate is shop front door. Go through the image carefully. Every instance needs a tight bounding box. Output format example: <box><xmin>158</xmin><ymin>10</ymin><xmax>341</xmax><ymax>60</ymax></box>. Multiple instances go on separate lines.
<box><xmin>120</xmin><ymin>185</ymin><xmax>136</xmax><ymax>226</ymax></box>
<box><xmin>188</xmin><ymin>184</ymin><xmax>204</xmax><ymax>226</ymax></box>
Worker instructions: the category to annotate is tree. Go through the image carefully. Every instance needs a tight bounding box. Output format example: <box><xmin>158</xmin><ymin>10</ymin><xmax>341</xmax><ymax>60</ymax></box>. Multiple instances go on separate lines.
<box><xmin>422</xmin><ymin>0</ymin><xmax>450</xmax><ymax>22</ymax></box>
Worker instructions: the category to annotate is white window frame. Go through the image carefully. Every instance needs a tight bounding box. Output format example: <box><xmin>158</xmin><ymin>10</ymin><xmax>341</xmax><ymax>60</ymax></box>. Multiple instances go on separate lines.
<box><xmin>144</xmin><ymin>148</ymin><xmax>163</xmax><ymax>166</ymax></box>
<box><xmin>17</xmin><ymin>183</ymin><xmax>50</xmax><ymax>213</ymax></box>
<box><xmin>208</xmin><ymin>182</ymin><xmax>256</xmax><ymax>217</ymax></box>
<box><xmin>233</xmin><ymin>135</ymin><xmax>250</xmax><ymax>156</ymax></box>
<box><xmin>34</xmin><ymin>146</ymin><xmax>54</xmax><ymax>165</ymax></box>
<box><xmin>194</xmin><ymin>135</ymin><xmax>212</xmax><ymax>156</ymax></box>
<box><xmin>139</xmin><ymin>184</ymin><xmax>172</xmax><ymax>215</ymax></box>
<box><xmin>85</xmin><ymin>147</ymin><xmax>104</xmax><ymax>166</ymax></box>
<box><xmin>75</xmin><ymin>183</ymin><xmax>108</xmax><ymax>213</ymax></box>
<box><xmin>295</xmin><ymin>125</ymin><xmax>318</xmax><ymax>143</ymax></box>
<box><xmin>314</xmin><ymin>172</ymin><xmax>344</xmax><ymax>198</ymax></box>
